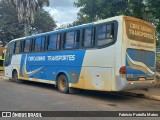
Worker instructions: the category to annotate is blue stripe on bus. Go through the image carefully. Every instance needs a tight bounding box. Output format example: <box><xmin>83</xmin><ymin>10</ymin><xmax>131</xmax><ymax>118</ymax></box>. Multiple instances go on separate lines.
<box><xmin>126</xmin><ymin>68</ymin><xmax>155</xmax><ymax>78</ymax></box>
<box><xmin>19</xmin><ymin>50</ymin><xmax>86</xmax><ymax>83</ymax></box>
<box><xmin>126</xmin><ymin>67</ymin><xmax>155</xmax><ymax>74</ymax></box>
<box><xmin>126</xmin><ymin>49</ymin><xmax>155</xmax><ymax>78</ymax></box>
<box><xmin>126</xmin><ymin>49</ymin><xmax>155</xmax><ymax>67</ymax></box>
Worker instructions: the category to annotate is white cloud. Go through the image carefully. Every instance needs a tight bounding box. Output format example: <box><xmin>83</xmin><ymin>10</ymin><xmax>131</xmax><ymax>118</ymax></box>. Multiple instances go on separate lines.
<box><xmin>44</xmin><ymin>0</ymin><xmax>79</xmax><ymax>27</ymax></box>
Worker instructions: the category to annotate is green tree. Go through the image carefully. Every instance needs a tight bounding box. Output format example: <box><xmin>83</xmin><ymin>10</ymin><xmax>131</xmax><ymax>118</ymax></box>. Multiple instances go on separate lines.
<box><xmin>127</xmin><ymin>0</ymin><xmax>146</xmax><ymax>20</ymax></box>
<box><xmin>74</xmin><ymin>0</ymin><xmax>98</xmax><ymax>22</ymax></box>
<box><xmin>74</xmin><ymin>0</ymin><xmax>147</xmax><ymax>22</ymax></box>
<box><xmin>147</xmin><ymin>0</ymin><xmax>160</xmax><ymax>41</ymax></box>
<box><xmin>0</xmin><ymin>1</ymin><xmax>24</xmax><ymax>46</ymax></box>
<box><xmin>30</xmin><ymin>9</ymin><xmax>57</xmax><ymax>34</ymax></box>
<box><xmin>4</xmin><ymin>0</ymin><xmax>50</xmax><ymax>36</ymax></box>
<box><xmin>0</xmin><ymin>1</ymin><xmax>57</xmax><ymax>46</ymax></box>
<box><xmin>74</xmin><ymin>0</ymin><xmax>160</xmax><ymax>44</ymax></box>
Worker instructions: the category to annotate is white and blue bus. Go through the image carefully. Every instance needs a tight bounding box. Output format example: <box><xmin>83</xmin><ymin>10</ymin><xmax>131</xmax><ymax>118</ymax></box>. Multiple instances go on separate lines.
<box><xmin>4</xmin><ymin>16</ymin><xmax>156</xmax><ymax>93</ymax></box>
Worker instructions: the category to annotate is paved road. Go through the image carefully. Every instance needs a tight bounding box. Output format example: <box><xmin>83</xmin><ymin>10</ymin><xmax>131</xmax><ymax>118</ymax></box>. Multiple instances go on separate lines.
<box><xmin>0</xmin><ymin>78</ymin><xmax>160</xmax><ymax>112</ymax></box>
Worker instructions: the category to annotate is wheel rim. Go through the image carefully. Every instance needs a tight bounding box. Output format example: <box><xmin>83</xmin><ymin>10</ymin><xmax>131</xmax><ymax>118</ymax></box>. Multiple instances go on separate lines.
<box><xmin>59</xmin><ymin>78</ymin><xmax>67</xmax><ymax>91</ymax></box>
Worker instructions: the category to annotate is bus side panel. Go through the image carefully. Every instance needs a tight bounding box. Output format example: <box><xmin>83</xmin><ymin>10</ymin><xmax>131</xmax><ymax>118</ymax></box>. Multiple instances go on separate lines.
<box><xmin>84</xmin><ymin>67</ymin><xmax>112</xmax><ymax>91</ymax></box>
<box><xmin>81</xmin><ymin>47</ymin><xmax>115</xmax><ymax>91</ymax></box>
<box><xmin>18</xmin><ymin>50</ymin><xmax>86</xmax><ymax>84</ymax></box>
<box><xmin>113</xmin><ymin>19</ymin><xmax>125</xmax><ymax>91</ymax></box>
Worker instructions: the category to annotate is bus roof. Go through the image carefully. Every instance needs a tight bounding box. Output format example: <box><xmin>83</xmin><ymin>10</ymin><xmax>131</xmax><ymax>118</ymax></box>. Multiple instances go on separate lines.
<box><xmin>8</xmin><ymin>15</ymin><xmax>154</xmax><ymax>43</ymax></box>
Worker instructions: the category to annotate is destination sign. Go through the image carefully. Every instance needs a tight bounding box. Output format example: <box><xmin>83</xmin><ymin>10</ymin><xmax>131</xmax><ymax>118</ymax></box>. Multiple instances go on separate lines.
<box><xmin>125</xmin><ymin>20</ymin><xmax>155</xmax><ymax>43</ymax></box>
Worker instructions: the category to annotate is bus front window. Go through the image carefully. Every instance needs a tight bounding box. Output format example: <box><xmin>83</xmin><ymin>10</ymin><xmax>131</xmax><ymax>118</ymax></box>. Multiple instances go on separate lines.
<box><xmin>5</xmin><ymin>42</ymin><xmax>14</xmax><ymax>66</ymax></box>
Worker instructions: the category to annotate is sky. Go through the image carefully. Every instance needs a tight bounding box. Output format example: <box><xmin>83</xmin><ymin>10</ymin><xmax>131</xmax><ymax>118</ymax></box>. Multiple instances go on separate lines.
<box><xmin>44</xmin><ymin>0</ymin><xmax>79</xmax><ymax>27</ymax></box>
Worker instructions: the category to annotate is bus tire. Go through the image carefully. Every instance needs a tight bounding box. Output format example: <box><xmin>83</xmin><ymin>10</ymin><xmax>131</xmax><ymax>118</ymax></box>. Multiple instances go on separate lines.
<box><xmin>57</xmin><ymin>74</ymin><xmax>69</xmax><ymax>94</ymax></box>
<box><xmin>12</xmin><ymin>70</ymin><xmax>22</xmax><ymax>83</ymax></box>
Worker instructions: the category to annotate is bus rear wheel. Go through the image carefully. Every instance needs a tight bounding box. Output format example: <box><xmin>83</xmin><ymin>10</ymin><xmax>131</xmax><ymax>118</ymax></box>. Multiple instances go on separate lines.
<box><xmin>57</xmin><ymin>74</ymin><xmax>69</xmax><ymax>94</ymax></box>
<box><xmin>12</xmin><ymin>71</ymin><xmax>22</xmax><ymax>83</ymax></box>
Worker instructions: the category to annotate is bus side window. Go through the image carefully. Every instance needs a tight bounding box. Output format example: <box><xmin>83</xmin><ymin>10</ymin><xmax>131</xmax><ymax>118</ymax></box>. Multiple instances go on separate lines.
<box><xmin>14</xmin><ymin>41</ymin><xmax>21</xmax><ymax>54</ymax></box>
<box><xmin>31</xmin><ymin>39</ymin><xmax>35</xmax><ymax>52</ymax></box>
<box><xmin>24</xmin><ymin>39</ymin><xmax>31</xmax><ymax>53</ymax></box>
<box><xmin>64</xmin><ymin>31</ymin><xmax>75</xmax><ymax>49</ymax></box>
<box><xmin>75</xmin><ymin>30</ymin><xmax>80</xmax><ymax>48</ymax></box>
<box><xmin>35</xmin><ymin>38</ymin><xmax>41</xmax><ymax>52</ymax></box>
<box><xmin>47</xmin><ymin>35</ymin><xmax>57</xmax><ymax>50</ymax></box>
<box><xmin>56</xmin><ymin>34</ymin><xmax>61</xmax><ymax>50</ymax></box>
<box><xmin>41</xmin><ymin>37</ymin><xmax>45</xmax><ymax>51</ymax></box>
<box><xmin>20</xmin><ymin>41</ymin><xmax>24</xmax><ymax>53</ymax></box>
<box><xmin>97</xmin><ymin>23</ymin><xmax>114</xmax><ymax>47</ymax></box>
<box><xmin>83</xmin><ymin>28</ymin><xmax>94</xmax><ymax>48</ymax></box>
<box><xmin>5</xmin><ymin>42</ymin><xmax>14</xmax><ymax>66</ymax></box>
<box><xmin>106</xmin><ymin>24</ymin><xmax>114</xmax><ymax>39</ymax></box>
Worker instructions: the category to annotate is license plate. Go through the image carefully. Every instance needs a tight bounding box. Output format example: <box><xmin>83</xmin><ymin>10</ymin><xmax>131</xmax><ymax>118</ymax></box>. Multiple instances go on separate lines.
<box><xmin>139</xmin><ymin>77</ymin><xmax>146</xmax><ymax>81</ymax></box>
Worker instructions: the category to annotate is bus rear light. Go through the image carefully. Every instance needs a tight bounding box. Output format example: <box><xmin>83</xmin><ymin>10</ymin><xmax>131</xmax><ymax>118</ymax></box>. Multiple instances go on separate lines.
<box><xmin>119</xmin><ymin>66</ymin><xmax>126</xmax><ymax>75</ymax></box>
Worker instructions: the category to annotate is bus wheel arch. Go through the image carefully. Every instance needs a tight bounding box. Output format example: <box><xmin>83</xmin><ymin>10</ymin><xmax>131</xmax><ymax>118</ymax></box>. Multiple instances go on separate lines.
<box><xmin>56</xmin><ymin>72</ymin><xmax>69</xmax><ymax>94</ymax></box>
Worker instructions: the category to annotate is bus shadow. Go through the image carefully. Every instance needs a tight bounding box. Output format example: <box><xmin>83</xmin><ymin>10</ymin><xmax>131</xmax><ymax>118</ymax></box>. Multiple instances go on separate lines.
<box><xmin>8</xmin><ymin>80</ymin><xmax>56</xmax><ymax>90</ymax></box>
<box><xmin>78</xmin><ymin>89</ymin><xmax>133</xmax><ymax>101</ymax></box>
<box><xmin>12</xmin><ymin>80</ymin><xmax>134</xmax><ymax>101</ymax></box>
<box><xmin>18</xmin><ymin>80</ymin><xmax>56</xmax><ymax>90</ymax></box>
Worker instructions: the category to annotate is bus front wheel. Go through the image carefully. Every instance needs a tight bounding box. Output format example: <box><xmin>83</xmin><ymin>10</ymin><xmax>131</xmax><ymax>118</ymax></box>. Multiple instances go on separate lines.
<box><xmin>12</xmin><ymin>71</ymin><xmax>22</xmax><ymax>83</ymax></box>
<box><xmin>57</xmin><ymin>74</ymin><xmax>69</xmax><ymax>94</ymax></box>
